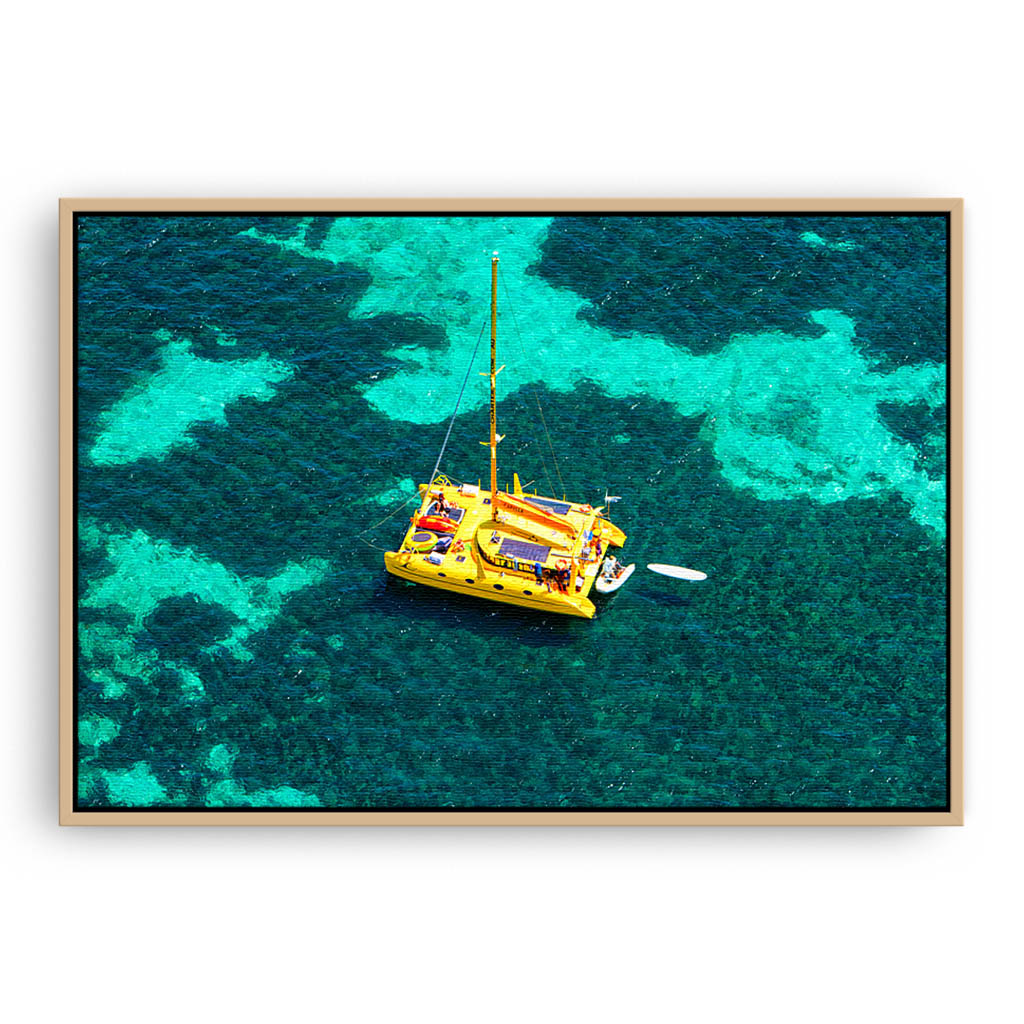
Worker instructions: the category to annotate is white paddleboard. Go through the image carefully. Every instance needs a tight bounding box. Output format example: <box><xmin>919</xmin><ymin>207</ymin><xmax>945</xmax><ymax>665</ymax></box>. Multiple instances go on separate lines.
<box><xmin>595</xmin><ymin>562</ymin><xmax>636</xmax><ymax>594</ymax></box>
<box><xmin>647</xmin><ymin>563</ymin><xmax>707</xmax><ymax>581</ymax></box>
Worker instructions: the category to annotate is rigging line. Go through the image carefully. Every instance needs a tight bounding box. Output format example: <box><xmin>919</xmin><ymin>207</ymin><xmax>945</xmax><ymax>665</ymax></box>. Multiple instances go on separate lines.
<box><xmin>356</xmin><ymin>536</ymin><xmax>392</xmax><ymax>553</ymax></box>
<box><xmin>355</xmin><ymin>493</ymin><xmax>421</xmax><ymax>538</ymax></box>
<box><xmin>425</xmin><ymin>317</ymin><xmax>488</xmax><ymax>492</ymax></box>
<box><xmin>358</xmin><ymin>320</ymin><xmax>486</xmax><ymax>547</ymax></box>
<box><xmin>498</xmin><ymin>266</ymin><xmax>565</xmax><ymax>497</ymax></box>
<box><xmin>495</xmin><ymin>265</ymin><xmax>555</xmax><ymax>496</ymax></box>
<box><xmin>501</xmin><ymin>333</ymin><xmax>556</xmax><ymax>500</ymax></box>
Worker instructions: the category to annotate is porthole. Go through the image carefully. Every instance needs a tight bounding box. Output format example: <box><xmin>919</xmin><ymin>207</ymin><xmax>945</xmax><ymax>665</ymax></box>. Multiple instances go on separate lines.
<box><xmin>493</xmin><ymin>584</ymin><xmax>504</xmax><ymax>590</ymax></box>
<box><xmin>437</xmin><ymin>572</ymin><xmax>446</xmax><ymax>577</ymax></box>
<box><xmin>523</xmin><ymin>590</ymin><xmax>533</xmax><ymax>596</ymax></box>
<box><xmin>465</xmin><ymin>579</ymin><xmax>474</xmax><ymax>584</ymax></box>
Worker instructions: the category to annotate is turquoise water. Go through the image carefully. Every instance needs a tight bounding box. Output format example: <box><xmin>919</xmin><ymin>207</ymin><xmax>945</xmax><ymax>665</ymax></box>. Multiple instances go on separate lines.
<box><xmin>75</xmin><ymin>214</ymin><xmax>949</xmax><ymax>810</ymax></box>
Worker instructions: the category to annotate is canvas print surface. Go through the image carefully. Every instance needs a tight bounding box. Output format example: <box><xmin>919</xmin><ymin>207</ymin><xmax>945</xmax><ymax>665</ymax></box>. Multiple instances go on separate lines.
<box><xmin>73</xmin><ymin>212</ymin><xmax>950</xmax><ymax>812</ymax></box>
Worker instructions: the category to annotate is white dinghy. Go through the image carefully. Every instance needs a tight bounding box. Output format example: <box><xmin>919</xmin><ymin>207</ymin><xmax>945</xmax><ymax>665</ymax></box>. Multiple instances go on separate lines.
<box><xmin>595</xmin><ymin>562</ymin><xmax>636</xmax><ymax>594</ymax></box>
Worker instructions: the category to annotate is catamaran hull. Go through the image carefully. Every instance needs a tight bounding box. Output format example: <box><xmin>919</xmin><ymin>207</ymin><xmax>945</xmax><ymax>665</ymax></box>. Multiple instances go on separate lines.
<box><xmin>384</xmin><ymin>551</ymin><xmax>597</xmax><ymax>619</ymax></box>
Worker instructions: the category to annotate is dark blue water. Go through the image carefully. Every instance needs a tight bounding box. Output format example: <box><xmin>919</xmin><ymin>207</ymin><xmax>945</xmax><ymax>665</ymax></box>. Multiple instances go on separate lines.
<box><xmin>74</xmin><ymin>213</ymin><xmax>949</xmax><ymax>809</ymax></box>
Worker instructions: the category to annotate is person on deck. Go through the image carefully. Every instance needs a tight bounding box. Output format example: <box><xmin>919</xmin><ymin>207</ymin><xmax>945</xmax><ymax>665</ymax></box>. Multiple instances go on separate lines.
<box><xmin>602</xmin><ymin>554</ymin><xmax>623</xmax><ymax>579</ymax></box>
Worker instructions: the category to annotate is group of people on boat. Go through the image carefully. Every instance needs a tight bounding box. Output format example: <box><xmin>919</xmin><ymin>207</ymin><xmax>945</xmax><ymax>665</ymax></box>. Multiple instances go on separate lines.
<box><xmin>580</xmin><ymin>528</ymin><xmax>604</xmax><ymax>563</ymax></box>
<box><xmin>602</xmin><ymin>554</ymin><xmax>624</xmax><ymax>580</ymax></box>
<box><xmin>555</xmin><ymin>563</ymin><xmax>572</xmax><ymax>593</ymax></box>
<box><xmin>537</xmin><ymin>554</ymin><xmax>623</xmax><ymax>595</ymax></box>
<box><xmin>533</xmin><ymin>559</ymin><xmax>575</xmax><ymax>594</ymax></box>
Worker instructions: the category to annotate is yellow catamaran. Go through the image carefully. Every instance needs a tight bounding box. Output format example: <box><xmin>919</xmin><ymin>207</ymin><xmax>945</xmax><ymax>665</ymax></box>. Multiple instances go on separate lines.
<box><xmin>383</xmin><ymin>254</ymin><xmax>627</xmax><ymax>619</ymax></box>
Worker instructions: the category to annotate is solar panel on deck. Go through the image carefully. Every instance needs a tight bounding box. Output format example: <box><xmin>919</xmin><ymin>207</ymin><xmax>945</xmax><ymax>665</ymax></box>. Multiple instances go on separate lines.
<box><xmin>498</xmin><ymin>538</ymin><xmax>551</xmax><ymax>562</ymax></box>
<box><xmin>524</xmin><ymin>496</ymin><xmax>572</xmax><ymax>515</ymax></box>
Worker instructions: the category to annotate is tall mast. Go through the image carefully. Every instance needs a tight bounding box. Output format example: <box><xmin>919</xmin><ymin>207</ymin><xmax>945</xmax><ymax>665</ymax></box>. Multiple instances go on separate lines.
<box><xmin>488</xmin><ymin>252</ymin><xmax>499</xmax><ymax>497</ymax></box>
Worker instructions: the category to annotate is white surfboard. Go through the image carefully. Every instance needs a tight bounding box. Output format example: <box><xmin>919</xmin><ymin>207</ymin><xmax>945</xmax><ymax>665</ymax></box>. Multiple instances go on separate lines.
<box><xmin>647</xmin><ymin>563</ymin><xmax>707</xmax><ymax>581</ymax></box>
<box><xmin>595</xmin><ymin>562</ymin><xmax>636</xmax><ymax>594</ymax></box>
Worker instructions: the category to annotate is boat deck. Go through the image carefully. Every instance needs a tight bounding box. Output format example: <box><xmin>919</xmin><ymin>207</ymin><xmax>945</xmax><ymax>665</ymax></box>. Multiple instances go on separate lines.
<box><xmin>384</xmin><ymin>481</ymin><xmax>626</xmax><ymax>619</ymax></box>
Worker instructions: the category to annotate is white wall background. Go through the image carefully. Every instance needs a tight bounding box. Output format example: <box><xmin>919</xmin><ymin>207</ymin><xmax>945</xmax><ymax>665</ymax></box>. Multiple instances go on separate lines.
<box><xmin>3</xmin><ymin>1</ymin><xmax>1019</xmax><ymax>1020</ymax></box>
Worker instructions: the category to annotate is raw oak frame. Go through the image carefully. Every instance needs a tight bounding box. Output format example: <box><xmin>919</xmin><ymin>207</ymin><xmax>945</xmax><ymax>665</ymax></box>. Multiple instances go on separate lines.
<box><xmin>59</xmin><ymin>197</ymin><xmax>963</xmax><ymax>825</ymax></box>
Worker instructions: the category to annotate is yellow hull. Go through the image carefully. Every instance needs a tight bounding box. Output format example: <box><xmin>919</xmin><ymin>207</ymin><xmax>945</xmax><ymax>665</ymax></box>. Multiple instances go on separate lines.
<box><xmin>384</xmin><ymin>550</ymin><xmax>597</xmax><ymax>618</ymax></box>
<box><xmin>383</xmin><ymin>480</ymin><xmax>626</xmax><ymax>620</ymax></box>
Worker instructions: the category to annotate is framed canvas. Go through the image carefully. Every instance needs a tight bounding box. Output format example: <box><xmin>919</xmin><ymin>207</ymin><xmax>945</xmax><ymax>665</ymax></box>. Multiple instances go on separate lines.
<box><xmin>59</xmin><ymin>199</ymin><xmax>962</xmax><ymax>825</ymax></box>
